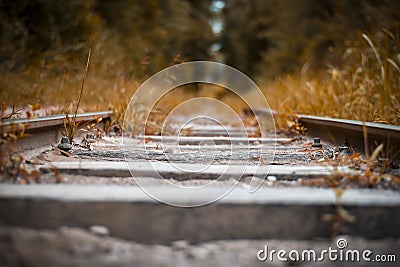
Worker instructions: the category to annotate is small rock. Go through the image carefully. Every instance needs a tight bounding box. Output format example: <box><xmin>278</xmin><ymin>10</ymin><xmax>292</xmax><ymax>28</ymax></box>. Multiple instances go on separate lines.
<box><xmin>58</xmin><ymin>136</ymin><xmax>72</xmax><ymax>151</ymax></box>
<box><xmin>264</xmin><ymin>181</ymin><xmax>273</xmax><ymax>186</ymax></box>
<box><xmin>89</xmin><ymin>225</ymin><xmax>109</xmax><ymax>236</ymax></box>
<box><xmin>171</xmin><ymin>240</ymin><xmax>189</xmax><ymax>250</ymax></box>
<box><xmin>252</xmin><ymin>141</ymin><xmax>260</xmax><ymax>145</ymax></box>
<box><xmin>267</xmin><ymin>175</ymin><xmax>277</xmax><ymax>181</ymax></box>
<box><xmin>57</xmin><ymin>143</ymin><xmax>72</xmax><ymax>151</ymax></box>
<box><xmin>186</xmin><ymin>246</ymin><xmax>209</xmax><ymax>259</ymax></box>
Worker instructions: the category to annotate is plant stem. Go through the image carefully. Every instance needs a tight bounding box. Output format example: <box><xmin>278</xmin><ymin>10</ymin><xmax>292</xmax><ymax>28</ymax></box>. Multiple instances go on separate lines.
<box><xmin>362</xmin><ymin>122</ymin><xmax>369</xmax><ymax>167</ymax></box>
<box><xmin>72</xmin><ymin>48</ymin><xmax>92</xmax><ymax>129</ymax></box>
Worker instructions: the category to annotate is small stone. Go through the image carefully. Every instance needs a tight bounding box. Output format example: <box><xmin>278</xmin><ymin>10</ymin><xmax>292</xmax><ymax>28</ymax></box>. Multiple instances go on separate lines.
<box><xmin>89</xmin><ymin>225</ymin><xmax>109</xmax><ymax>236</ymax></box>
<box><xmin>265</xmin><ymin>181</ymin><xmax>274</xmax><ymax>186</ymax></box>
<box><xmin>267</xmin><ymin>175</ymin><xmax>277</xmax><ymax>181</ymax></box>
<box><xmin>252</xmin><ymin>141</ymin><xmax>260</xmax><ymax>145</ymax></box>
<box><xmin>57</xmin><ymin>143</ymin><xmax>72</xmax><ymax>151</ymax></box>
<box><xmin>171</xmin><ymin>240</ymin><xmax>189</xmax><ymax>250</ymax></box>
<box><xmin>58</xmin><ymin>136</ymin><xmax>72</xmax><ymax>151</ymax></box>
<box><xmin>186</xmin><ymin>247</ymin><xmax>209</xmax><ymax>259</ymax></box>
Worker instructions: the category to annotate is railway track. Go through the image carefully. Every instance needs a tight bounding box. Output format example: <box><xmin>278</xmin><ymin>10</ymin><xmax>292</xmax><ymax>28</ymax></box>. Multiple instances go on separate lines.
<box><xmin>1</xmin><ymin>110</ymin><xmax>399</xmax><ymax>266</ymax></box>
<box><xmin>255</xmin><ymin>109</ymin><xmax>400</xmax><ymax>162</ymax></box>
<box><xmin>2</xmin><ymin>111</ymin><xmax>113</xmax><ymax>153</ymax></box>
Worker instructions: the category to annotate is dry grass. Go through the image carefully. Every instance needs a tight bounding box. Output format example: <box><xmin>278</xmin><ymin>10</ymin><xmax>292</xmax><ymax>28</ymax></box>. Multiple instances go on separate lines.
<box><xmin>0</xmin><ymin>59</ymin><xmax>140</xmax><ymax>135</ymax></box>
<box><xmin>1</xmin><ymin>31</ymin><xmax>398</xmax><ymax>135</ymax></box>
<box><xmin>63</xmin><ymin>49</ymin><xmax>91</xmax><ymax>144</ymax></box>
<box><xmin>0</xmin><ymin>103</ymin><xmax>42</xmax><ymax>183</ymax></box>
<box><xmin>262</xmin><ymin>31</ymin><xmax>400</xmax><ymax>127</ymax></box>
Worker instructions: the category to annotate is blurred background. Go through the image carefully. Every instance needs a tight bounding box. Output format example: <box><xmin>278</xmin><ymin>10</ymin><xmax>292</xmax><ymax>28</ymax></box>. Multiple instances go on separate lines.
<box><xmin>1</xmin><ymin>0</ymin><xmax>399</xmax><ymax>125</ymax></box>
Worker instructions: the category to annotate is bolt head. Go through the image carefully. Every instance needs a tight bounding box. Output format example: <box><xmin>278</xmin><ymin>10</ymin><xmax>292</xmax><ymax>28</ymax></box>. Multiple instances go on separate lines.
<box><xmin>58</xmin><ymin>143</ymin><xmax>72</xmax><ymax>151</ymax></box>
<box><xmin>312</xmin><ymin>137</ymin><xmax>322</xmax><ymax>148</ymax></box>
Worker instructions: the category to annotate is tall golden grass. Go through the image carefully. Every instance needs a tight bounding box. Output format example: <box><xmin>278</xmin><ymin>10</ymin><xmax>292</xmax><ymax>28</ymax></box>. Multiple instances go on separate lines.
<box><xmin>263</xmin><ymin>31</ymin><xmax>400</xmax><ymax>127</ymax></box>
<box><xmin>1</xmin><ymin>31</ymin><xmax>399</xmax><ymax>129</ymax></box>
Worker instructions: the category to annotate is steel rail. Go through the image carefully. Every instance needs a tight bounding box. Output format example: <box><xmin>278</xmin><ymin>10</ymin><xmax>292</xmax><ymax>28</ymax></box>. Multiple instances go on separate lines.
<box><xmin>254</xmin><ymin>109</ymin><xmax>400</xmax><ymax>161</ymax></box>
<box><xmin>2</xmin><ymin>111</ymin><xmax>113</xmax><ymax>152</ymax></box>
<box><xmin>3</xmin><ymin>111</ymin><xmax>112</xmax><ymax>129</ymax></box>
<box><xmin>4</xmin><ymin>108</ymin><xmax>400</xmax><ymax>161</ymax></box>
<box><xmin>298</xmin><ymin>114</ymin><xmax>400</xmax><ymax>154</ymax></box>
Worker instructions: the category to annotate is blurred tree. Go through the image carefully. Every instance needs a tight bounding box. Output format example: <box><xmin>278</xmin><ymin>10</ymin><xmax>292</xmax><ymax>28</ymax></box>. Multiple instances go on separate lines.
<box><xmin>87</xmin><ymin>0</ymin><xmax>215</xmax><ymax>78</ymax></box>
<box><xmin>220</xmin><ymin>0</ymin><xmax>272</xmax><ymax>78</ymax></box>
<box><xmin>257</xmin><ymin>0</ymin><xmax>400</xmax><ymax>79</ymax></box>
<box><xmin>179</xmin><ymin>0</ymin><xmax>215</xmax><ymax>61</ymax></box>
<box><xmin>0</xmin><ymin>0</ymin><xmax>101</xmax><ymax>71</ymax></box>
<box><xmin>1</xmin><ymin>0</ymin><xmax>399</xmax><ymax>82</ymax></box>
<box><xmin>0</xmin><ymin>0</ymin><xmax>215</xmax><ymax>79</ymax></box>
<box><xmin>220</xmin><ymin>0</ymin><xmax>400</xmax><ymax>80</ymax></box>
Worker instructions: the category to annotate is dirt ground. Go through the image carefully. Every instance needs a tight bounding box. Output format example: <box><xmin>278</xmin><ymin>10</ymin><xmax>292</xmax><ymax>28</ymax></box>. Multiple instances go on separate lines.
<box><xmin>0</xmin><ymin>226</ymin><xmax>399</xmax><ymax>267</ymax></box>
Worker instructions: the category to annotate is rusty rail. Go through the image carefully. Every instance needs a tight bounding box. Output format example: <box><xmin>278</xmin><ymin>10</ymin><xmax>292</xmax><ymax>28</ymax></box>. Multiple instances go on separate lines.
<box><xmin>255</xmin><ymin>109</ymin><xmax>400</xmax><ymax>161</ymax></box>
<box><xmin>3</xmin><ymin>111</ymin><xmax>112</xmax><ymax>152</ymax></box>
<box><xmin>298</xmin><ymin>114</ymin><xmax>400</xmax><ymax>155</ymax></box>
